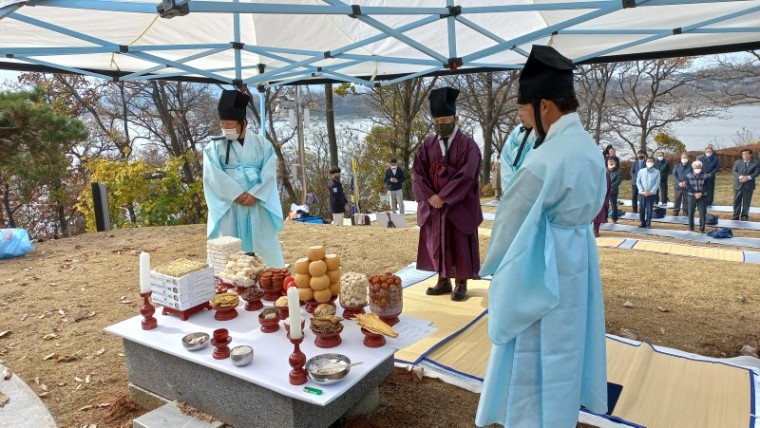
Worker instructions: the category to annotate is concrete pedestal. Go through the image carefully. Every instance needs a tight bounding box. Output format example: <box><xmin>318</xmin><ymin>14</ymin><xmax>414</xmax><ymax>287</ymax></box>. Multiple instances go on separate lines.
<box><xmin>123</xmin><ymin>339</ymin><xmax>393</xmax><ymax>428</ymax></box>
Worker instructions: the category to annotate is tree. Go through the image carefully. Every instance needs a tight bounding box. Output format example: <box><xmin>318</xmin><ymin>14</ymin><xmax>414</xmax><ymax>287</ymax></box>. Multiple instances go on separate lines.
<box><xmin>653</xmin><ymin>132</ymin><xmax>686</xmax><ymax>155</ymax></box>
<box><xmin>576</xmin><ymin>63</ymin><xmax>617</xmax><ymax>144</ymax></box>
<box><xmin>715</xmin><ymin>50</ymin><xmax>760</xmax><ymax>105</ymax></box>
<box><xmin>363</xmin><ymin>78</ymin><xmax>438</xmax><ymax>199</ymax></box>
<box><xmin>605</xmin><ymin>58</ymin><xmax>724</xmax><ymax>155</ymax></box>
<box><xmin>0</xmin><ymin>87</ymin><xmax>88</xmax><ymax>237</ymax></box>
<box><xmin>455</xmin><ymin>71</ymin><xmax>519</xmax><ymax>184</ymax></box>
<box><xmin>325</xmin><ymin>83</ymin><xmax>339</xmax><ymax>168</ymax></box>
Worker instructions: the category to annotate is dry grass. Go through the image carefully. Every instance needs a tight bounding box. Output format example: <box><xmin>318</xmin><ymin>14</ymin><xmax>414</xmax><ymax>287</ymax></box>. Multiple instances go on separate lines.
<box><xmin>0</xmin><ymin>220</ymin><xmax>758</xmax><ymax>427</ymax></box>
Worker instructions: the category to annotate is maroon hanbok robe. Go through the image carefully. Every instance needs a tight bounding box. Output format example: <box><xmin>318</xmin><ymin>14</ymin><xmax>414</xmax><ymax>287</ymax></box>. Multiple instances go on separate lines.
<box><xmin>413</xmin><ymin>128</ymin><xmax>483</xmax><ymax>279</ymax></box>
<box><xmin>593</xmin><ymin>171</ymin><xmax>612</xmax><ymax>225</ymax></box>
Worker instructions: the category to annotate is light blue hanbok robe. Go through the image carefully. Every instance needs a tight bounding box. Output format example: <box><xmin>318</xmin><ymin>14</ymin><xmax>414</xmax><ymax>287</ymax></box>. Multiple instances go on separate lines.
<box><xmin>203</xmin><ymin>130</ymin><xmax>285</xmax><ymax>267</ymax></box>
<box><xmin>500</xmin><ymin>126</ymin><xmax>536</xmax><ymax>190</ymax></box>
<box><xmin>477</xmin><ymin>113</ymin><xmax>608</xmax><ymax>428</ymax></box>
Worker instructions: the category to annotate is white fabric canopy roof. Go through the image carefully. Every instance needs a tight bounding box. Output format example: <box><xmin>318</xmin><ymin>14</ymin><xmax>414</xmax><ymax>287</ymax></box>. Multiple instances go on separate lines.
<box><xmin>0</xmin><ymin>0</ymin><xmax>758</xmax><ymax>86</ymax></box>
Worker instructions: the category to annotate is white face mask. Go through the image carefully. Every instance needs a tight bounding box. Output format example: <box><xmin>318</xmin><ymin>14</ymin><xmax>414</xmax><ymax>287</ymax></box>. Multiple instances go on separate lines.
<box><xmin>681</xmin><ymin>159</ymin><xmax>688</xmax><ymax>164</ymax></box>
<box><xmin>705</xmin><ymin>152</ymin><xmax>713</xmax><ymax>157</ymax></box>
<box><xmin>693</xmin><ymin>169</ymin><xmax>702</xmax><ymax>174</ymax></box>
<box><xmin>656</xmin><ymin>156</ymin><xmax>664</xmax><ymax>161</ymax></box>
<box><xmin>646</xmin><ymin>162</ymin><xmax>655</xmax><ymax>168</ymax></box>
<box><xmin>223</xmin><ymin>128</ymin><xmax>240</xmax><ymax>141</ymax></box>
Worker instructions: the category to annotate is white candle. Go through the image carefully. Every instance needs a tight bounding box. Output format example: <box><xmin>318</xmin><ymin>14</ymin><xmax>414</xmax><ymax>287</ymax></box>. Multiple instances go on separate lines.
<box><xmin>287</xmin><ymin>286</ymin><xmax>302</xmax><ymax>339</ymax></box>
<box><xmin>139</xmin><ymin>252</ymin><xmax>151</xmax><ymax>294</ymax></box>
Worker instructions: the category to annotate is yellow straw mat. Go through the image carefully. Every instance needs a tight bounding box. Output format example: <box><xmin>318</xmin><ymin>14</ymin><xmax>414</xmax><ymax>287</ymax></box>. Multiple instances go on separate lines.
<box><xmin>395</xmin><ymin>277</ymin><xmax>489</xmax><ymax>363</ymax></box>
<box><xmin>633</xmin><ymin>240</ymin><xmax>744</xmax><ymax>262</ymax></box>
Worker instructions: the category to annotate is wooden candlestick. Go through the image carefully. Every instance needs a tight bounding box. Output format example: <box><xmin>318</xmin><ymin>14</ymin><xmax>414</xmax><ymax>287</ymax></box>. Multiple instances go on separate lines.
<box><xmin>287</xmin><ymin>333</ymin><xmax>307</xmax><ymax>385</ymax></box>
<box><xmin>139</xmin><ymin>292</ymin><xmax>158</xmax><ymax>330</ymax></box>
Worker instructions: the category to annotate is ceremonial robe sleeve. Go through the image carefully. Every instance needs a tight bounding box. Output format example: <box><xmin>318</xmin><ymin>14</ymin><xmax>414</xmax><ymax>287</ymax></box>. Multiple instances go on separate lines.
<box><xmin>438</xmin><ymin>140</ymin><xmax>480</xmax><ymax>206</ymax></box>
<box><xmin>203</xmin><ymin>141</ymin><xmax>246</xmax><ymax>236</ymax></box>
<box><xmin>481</xmin><ymin>165</ymin><xmax>561</xmax><ymax>345</ymax></box>
<box><xmin>245</xmin><ymin>136</ymin><xmax>284</xmax><ymax>231</ymax></box>
<box><xmin>412</xmin><ymin>141</ymin><xmax>434</xmax><ymax>202</ymax></box>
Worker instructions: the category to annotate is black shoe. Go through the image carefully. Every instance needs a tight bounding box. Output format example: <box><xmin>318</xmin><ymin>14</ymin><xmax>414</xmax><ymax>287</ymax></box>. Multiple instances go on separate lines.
<box><xmin>451</xmin><ymin>280</ymin><xmax>467</xmax><ymax>301</ymax></box>
<box><xmin>689</xmin><ymin>228</ymin><xmax>694</xmax><ymax>232</ymax></box>
<box><xmin>426</xmin><ymin>277</ymin><xmax>452</xmax><ymax>296</ymax></box>
<box><xmin>732</xmin><ymin>217</ymin><xmax>739</xmax><ymax>221</ymax></box>
<box><xmin>639</xmin><ymin>223</ymin><xmax>646</xmax><ymax>228</ymax></box>
<box><xmin>741</xmin><ymin>217</ymin><xmax>749</xmax><ymax>221</ymax></box>
<box><xmin>673</xmin><ymin>211</ymin><xmax>679</xmax><ymax>216</ymax></box>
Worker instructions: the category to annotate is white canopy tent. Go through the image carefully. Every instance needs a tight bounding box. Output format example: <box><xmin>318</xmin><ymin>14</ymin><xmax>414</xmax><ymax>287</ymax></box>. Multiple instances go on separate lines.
<box><xmin>0</xmin><ymin>0</ymin><xmax>758</xmax><ymax>88</ymax></box>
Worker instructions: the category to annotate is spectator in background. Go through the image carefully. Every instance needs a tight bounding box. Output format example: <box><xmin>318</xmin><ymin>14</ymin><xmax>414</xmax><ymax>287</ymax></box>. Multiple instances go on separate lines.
<box><xmin>604</xmin><ymin>145</ymin><xmax>620</xmax><ymax>167</ymax></box>
<box><xmin>732</xmin><ymin>149</ymin><xmax>760</xmax><ymax>221</ymax></box>
<box><xmin>687</xmin><ymin>160</ymin><xmax>710</xmax><ymax>232</ymax></box>
<box><xmin>631</xmin><ymin>150</ymin><xmax>647</xmax><ymax>213</ymax></box>
<box><xmin>698</xmin><ymin>145</ymin><xmax>719</xmax><ymax>206</ymax></box>
<box><xmin>636</xmin><ymin>156</ymin><xmax>660</xmax><ymax>228</ymax></box>
<box><xmin>490</xmin><ymin>154</ymin><xmax>502</xmax><ymax>199</ymax></box>
<box><xmin>608</xmin><ymin>157</ymin><xmax>622</xmax><ymax>223</ymax></box>
<box><xmin>384</xmin><ymin>158</ymin><xmax>406</xmax><ymax>215</ymax></box>
<box><xmin>593</xmin><ymin>162</ymin><xmax>612</xmax><ymax>237</ymax></box>
<box><xmin>672</xmin><ymin>152</ymin><xmax>692</xmax><ymax>216</ymax></box>
<box><xmin>654</xmin><ymin>150</ymin><xmax>671</xmax><ymax>206</ymax></box>
<box><xmin>328</xmin><ymin>167</ymin><xmax>349</xmax><ymax>226</ymax></box>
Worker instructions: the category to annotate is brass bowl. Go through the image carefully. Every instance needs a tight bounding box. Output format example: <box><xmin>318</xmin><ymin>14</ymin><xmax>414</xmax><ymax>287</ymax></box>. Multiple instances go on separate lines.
<box><xmin>181</xmin><ymin>332</ymin><xmax>210</xmax><ymax>351</ymax></box>
<box><xmin>305</xmin><ymin>353</ymin><xmax>351</xmax><ymax>385</ymax></box>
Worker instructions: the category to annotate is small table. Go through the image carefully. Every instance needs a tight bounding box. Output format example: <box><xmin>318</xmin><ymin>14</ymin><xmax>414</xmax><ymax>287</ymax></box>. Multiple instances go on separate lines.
<box><xmin>105</xmin><ymin>303</ymin><xmax>396</xmax><ymax>428</ymax></box>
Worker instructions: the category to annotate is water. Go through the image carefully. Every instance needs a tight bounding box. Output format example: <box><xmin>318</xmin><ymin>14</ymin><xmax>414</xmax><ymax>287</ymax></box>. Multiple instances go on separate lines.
<box><xmin>670</xmin><ymin>105</ymin><xmax>760</xmax><ymax>151</ymax></box>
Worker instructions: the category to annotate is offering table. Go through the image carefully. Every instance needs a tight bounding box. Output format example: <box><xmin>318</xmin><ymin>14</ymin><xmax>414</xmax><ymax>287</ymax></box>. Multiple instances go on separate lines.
<box><xmin>105</xmin><ymin>303</ymin><xmax>395</xmax><ymax>428</ymax></box>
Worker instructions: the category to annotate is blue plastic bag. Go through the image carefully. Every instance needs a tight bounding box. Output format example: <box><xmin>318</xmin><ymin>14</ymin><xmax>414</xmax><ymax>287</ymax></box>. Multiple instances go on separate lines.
<box><xmin>707</xmin><ymin>227</ymin><xmax>733</xmax><ymax>239</ymax></box>
<box><xmin>0</xmin><ymin>228</ymin><xmax>35</xmax><ymax>259</ymax></box>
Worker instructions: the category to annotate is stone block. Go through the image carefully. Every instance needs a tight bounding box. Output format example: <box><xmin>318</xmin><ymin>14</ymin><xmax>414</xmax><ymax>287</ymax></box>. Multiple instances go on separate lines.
<box><xmin>133</xmin><ymin>401</ymin><xmax>224</xmax><ymax>428</ymax></box>
<box><xmin>129</xmin><ymin>383</ymin><xmax>169</xmax><ymax>411</ymax></box>
<box><xmin>122</xmin><ymin>339</ymin><xmax>394</xmax><ymax>428</ymax></box>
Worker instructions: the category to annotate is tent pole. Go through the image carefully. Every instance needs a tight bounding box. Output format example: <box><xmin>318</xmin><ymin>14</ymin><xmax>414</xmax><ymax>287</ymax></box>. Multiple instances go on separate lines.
<box><xmin>296</xmin><ymin>85</ymin><xmax>307</xmax><ymax>205</ymax></box>
<box><xmin>259</xmin><ymin>89</ymin><xmax>266</xmax><ymax>138</ymax></box>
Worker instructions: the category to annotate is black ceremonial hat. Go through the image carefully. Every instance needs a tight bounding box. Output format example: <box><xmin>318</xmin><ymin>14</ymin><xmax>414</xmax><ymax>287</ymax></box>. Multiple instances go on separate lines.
<box><xmin>429</xmin><ymin>87</ymin><xmax>459</xmax><ymax>118</ymax></box>
<box><xmin>517</xmin><ymin>45</ymin><xmax>575</xmax><ymax>104</ymax></box>
<box><xmin>218</xmin><ymin>89</ymin><xmax>250</xmax><ymax>121</ymax></box>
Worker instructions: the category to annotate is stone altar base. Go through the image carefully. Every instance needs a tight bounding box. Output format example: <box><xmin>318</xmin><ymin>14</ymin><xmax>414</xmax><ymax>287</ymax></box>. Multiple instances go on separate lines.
<box><xmin>123</xmin><ymin>339</ymin><xmax>393</xmax><ymax>428</ymax></box>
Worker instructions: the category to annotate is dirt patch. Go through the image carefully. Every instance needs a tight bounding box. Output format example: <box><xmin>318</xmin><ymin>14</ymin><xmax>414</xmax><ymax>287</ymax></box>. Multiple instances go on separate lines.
<box><xmin>0</xmin><ymin>220</ymin><xmax>758</xmax><ymax>427</ymax></box>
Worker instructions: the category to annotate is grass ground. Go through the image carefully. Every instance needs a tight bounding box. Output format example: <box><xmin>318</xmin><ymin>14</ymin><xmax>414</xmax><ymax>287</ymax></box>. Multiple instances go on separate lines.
<box><xmin>0</xmin><ymin>210</ymin><xmax>758</xmax><ymax>427</ymax></box>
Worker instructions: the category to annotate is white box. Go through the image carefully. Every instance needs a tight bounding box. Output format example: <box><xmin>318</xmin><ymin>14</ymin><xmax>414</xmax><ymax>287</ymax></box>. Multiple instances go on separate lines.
<box><xmin>151</xmin><ymin>291</ymin><xmax>215</xmax><ymax>310</ymax></box>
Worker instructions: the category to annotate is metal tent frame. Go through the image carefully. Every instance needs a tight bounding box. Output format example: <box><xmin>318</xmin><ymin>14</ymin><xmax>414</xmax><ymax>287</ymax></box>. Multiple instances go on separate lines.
<box><xmin>0</xmin><ymin>0</ymin><xmax>758</xmax><ymax>90</ymax></box>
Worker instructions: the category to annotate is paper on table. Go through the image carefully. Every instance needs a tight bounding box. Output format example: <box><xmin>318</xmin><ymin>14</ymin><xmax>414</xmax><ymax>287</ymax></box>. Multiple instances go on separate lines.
<box><xmin>385</xmin><ymin>320</ymin><xmax>437</xmax><ymax>350</ymax></box>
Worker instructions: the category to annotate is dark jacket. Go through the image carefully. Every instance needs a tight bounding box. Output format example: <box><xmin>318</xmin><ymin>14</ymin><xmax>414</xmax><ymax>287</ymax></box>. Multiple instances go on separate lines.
<box><xmin>328</xmin><ymin>178</ymin><xmax>348</xmax><ymax>213</ymax></box>
<box><xmin>654</xmin><ymin>159</ymin><xmax>671</xmax><ymax>182</ymax></box>
<box><xmin>384</xmin><ymin>167</ymin><xmax>406</xmax><ymax>191</ymax></box>
<box><xmin>697</xmin><ymin>154</ymin><xmax>720</xmax><ymax>176</ymax></box>
<box><xmin>608</xmin><ymin>167</ymin><xmax>622</xmax><ymax>193</ymax></box>
<box><xmin>672</xmin><ymin>162</ymin><xmax>692</xmax><ymax>188</ymax></box>
<box><xmin>686</xmin><ymin>172</ymin><xmax>711</xmax><ymax>196</ymax></box>
<box><xmin>732</xmin><ymin>159</ymin><xmax>760</xmax><ymax>191</ymax></box>
<box><xmin>631</xmin><ymin>159</ymin><xmax>646</xmax><ymax>185</ymax></box>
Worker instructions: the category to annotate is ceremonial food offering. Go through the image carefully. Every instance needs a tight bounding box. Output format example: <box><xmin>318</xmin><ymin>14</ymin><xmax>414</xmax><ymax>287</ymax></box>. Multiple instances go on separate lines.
<box><xmin>368</xmin><ymin>273</ymin><xmax>403</xmax><ymax>325</ymax></box>
<box><xmin>355</xmin><ymin>312</ymin><xmax>399</xmax><ymax>338</ymax></box>
<box><xmin>230</xmin><ymin>345</ymin><xmax>254</xmax><ymax>367</ymax></box>
<box><xmin>291</xmin><ymin>246</ymin><xmax>341</xmax><ymax>312</ymax></box>
<box><xmin>306</xmin><ymin>353</ymin><xmax>352</xmax><ymax>384</ymax></box>
<box><xmin>181</xmin><ymin>332</ymin><xmax>210</xmax><ymax>351</ymax></box>
<box><xmin>339</xmin><ymin>272</ymin><xmax>369</xmax><ymax>319</ymax></box>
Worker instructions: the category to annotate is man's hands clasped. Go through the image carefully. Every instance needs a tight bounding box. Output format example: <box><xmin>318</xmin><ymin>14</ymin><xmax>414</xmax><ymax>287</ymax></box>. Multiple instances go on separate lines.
<box><xmin>235</xmin><ymin>193</ymin><xmax>258</xmax><ymax>206</ymax></box>
<box><xmin>428</xmin><ymin>194</ymin><xmax>445</xmax><ymax>209</ymax></box>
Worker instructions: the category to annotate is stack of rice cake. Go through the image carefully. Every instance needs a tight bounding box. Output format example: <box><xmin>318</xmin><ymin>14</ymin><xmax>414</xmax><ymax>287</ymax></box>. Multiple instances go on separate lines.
<box><xmin>150</xmin><ymin>258</ymin><xmax>216</xmax><ymax>311</ymax></box>
<box><xmin>207</xmin><ymin>236</ymin><xmax>242</xmax><ymax>275</ymax></box>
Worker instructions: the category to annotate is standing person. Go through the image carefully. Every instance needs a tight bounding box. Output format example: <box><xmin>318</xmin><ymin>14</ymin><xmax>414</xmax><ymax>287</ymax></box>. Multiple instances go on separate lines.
<box><xmin>672</xmin><ymin>152</ymin><xmax>692</xmax><ymax>216</ymax></box>
<box><xmin>608</xmin><ymin>158</ymin><xmax>622</xmax><ymax>223</ymax></box>
<box><xmin>203</xmin><ymin>89</ymin><xmax>285</xmax><ymax>267</ymax></box>
<box><xmin>603</xmin><ymin>144</ymin><xmax>620</xmax><ymax>166</ymax></box>
<box><xmin>328</xmin><ymin>167</ymin><xmax>349</xmax><ymax>226</ymax></box>
<box><xmin>698</xmin><ymin>145</ymin><xmax>720</xmax><ymax>206</ymax></box>
<box><xmin>412</xmin><ymin>86</ymin><xmax>483</xmax><ymax>302</ymax></box>
<box><xmin>384</xmin><ymin>158</ymin><xmax>406</xmax><ymax>214</ymax></box>
<box><xmin>654</xmin><ymin>150</ymin><xmax>671</xmax><ymax>205</ymax></box>
<box><xmin>477</xmin><ymin>45</ymin><xmax>608</xmax><ymax>428</ymax></box>
<box><xmin>731</xmin><ymin>149</ymin><xmax>760</xmax><ymax>221</ymax></box>
<box><xmin>593</xmin><ymin>165</ymin><xmax>612</xmax><ymax>237</ymax></box>
<box><xmin>630</xmin><ymin>150</ymin><xmax>647</xmax><ymax>213</ymax></box>
<box><xmin>490</xmin><ymin>154</ymin><xmax>502</xmax><ymax>199</ymax></box>
<box><xmin>636</xmin><ymin>156</ymin><xmax>660</xmax><ymax>228</ymax></box>
<box><xmin>687</xmin><ymin>161</ymin><xmax>710</xmax><ymax>232</ymax></box>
